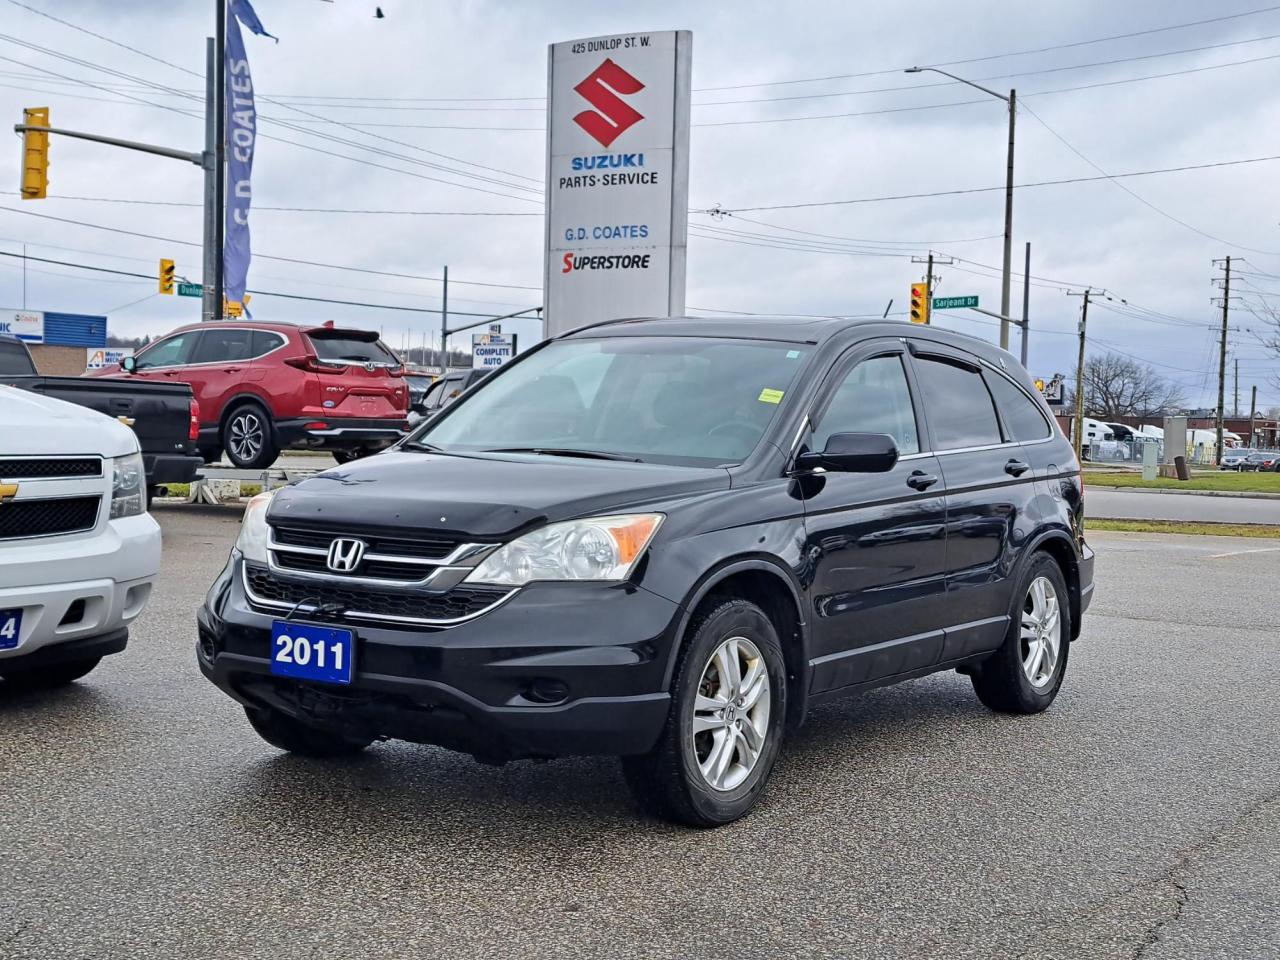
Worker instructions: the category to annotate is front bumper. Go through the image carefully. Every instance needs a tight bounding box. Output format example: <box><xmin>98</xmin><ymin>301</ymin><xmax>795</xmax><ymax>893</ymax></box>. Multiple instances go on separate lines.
<box><xmin>274</xmin><ymin>417</ymin><xmax>410</xmax><ymax>452</ymax></box>
<box><xmin>0</xmin><ymin>513</ymin><xmax>160</xmax><ymax>662</ymax></box>
<box><xmin>198</xmin><ymin>557</ymin><xmax>679</xmax><ymax>760</ymax></box>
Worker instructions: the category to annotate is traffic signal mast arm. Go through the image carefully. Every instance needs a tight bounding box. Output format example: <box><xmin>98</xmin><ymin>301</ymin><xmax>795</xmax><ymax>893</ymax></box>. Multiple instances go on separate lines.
<box><xmin>13</xmin><ymin>121</ymin><xmax>205</xmax><ymax>167</ymax></box>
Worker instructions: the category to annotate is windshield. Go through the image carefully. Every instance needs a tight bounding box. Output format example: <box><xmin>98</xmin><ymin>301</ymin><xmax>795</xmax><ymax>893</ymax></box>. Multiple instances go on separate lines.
<box><xmin>416</xmin><ymin>336</ymin><xmax>811</xmax><ymax>466</ymax></box>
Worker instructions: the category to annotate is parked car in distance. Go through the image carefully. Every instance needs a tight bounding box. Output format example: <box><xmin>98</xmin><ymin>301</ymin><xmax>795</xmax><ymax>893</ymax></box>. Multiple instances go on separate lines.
<box><xmin>1246</xmin><ymin>451</ymin><xmax>1280</xmax><ymax>472</ymax></box>
<box><xmin>89</xmin><ymin>321</ymin><xmax>410</xmax><ymax>469</ymax></box>
<box><xmin>403</xmin><ymin>371</ymin><xmax>435</xmax><ymax>424</ymax></box>
<box><xmin>0</xmin><ymin>334</ymin><xmax>201</xmax><ymax>496</ymax></box>
<box><xmin>0</xmin><ymin>385</ymin><xmax>161</xmax><ymax>689</ymax></box>
<box><xmin>1221</xmin><ymin>449</ymin><xmax>1253</xmax><ymax>470</ymax></box>
<box><xmin>198</xmin><ymin>316</ymin><xmax>1093</xmax><ymax>827</ymax></box>
<box><xmin>416</xmin><ymin>367</ymin><xmax>492</xmax><ymax>420</ymax></box>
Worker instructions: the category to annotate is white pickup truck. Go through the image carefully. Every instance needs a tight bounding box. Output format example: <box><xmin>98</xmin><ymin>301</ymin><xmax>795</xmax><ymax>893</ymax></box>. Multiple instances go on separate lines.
<box><xmin>0</xmin><ymin>385</ymin><xmax>161</xmax><ymax>688</ymax></box>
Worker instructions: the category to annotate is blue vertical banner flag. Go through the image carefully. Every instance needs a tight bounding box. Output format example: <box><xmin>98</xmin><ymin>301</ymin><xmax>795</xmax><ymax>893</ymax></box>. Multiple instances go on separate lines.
<box><xmin>223</xmin><ymin>0</ymin><xmax>276</xmax><ymax>308</ymax></box>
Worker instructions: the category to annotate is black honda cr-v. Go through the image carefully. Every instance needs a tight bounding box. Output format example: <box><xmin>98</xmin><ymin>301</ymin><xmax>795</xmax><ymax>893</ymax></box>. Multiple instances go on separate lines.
<box><xmin>198</xmin><ymin>316</ymin><xmax>1094</xmax><ymax>827</ymax></box>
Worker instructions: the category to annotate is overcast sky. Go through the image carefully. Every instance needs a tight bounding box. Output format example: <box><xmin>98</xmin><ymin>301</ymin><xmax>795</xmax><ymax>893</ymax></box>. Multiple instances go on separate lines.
<box><xmin>3</xmin><ymin>0</ymin><xmax>1280</xmax><ymax>408</ymax></box>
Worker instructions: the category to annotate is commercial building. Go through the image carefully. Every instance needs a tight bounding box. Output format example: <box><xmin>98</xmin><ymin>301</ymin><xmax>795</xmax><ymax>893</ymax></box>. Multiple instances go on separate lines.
<box><xmin>1</xmin><ymin>308</ymin><xmax>108</xmax><ymax>375</ymax></box>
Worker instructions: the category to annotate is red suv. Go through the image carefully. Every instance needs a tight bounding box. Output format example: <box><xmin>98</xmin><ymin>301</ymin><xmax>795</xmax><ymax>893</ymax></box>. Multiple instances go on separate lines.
<box><xmin>90</xmin><ymin>321</ymin><xmax>409</xmax><ymax>468</ymax></box>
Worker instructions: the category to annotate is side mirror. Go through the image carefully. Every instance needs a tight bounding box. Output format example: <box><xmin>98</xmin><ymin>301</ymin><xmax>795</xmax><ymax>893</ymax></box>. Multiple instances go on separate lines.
<box><xmin>121</xmin><ymin>356</ymin><xmax>137</xmax><ymax>373</ymax></box>
<box><xmin>795</xmin><ymin>431</ymin><xmax>899</xmax><ymax>474</ymax></box>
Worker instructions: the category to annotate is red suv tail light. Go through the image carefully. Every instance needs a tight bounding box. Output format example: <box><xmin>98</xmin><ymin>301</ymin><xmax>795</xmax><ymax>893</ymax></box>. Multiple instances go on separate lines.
<box><xmin>284</xmin><ymin>356</ymin><xmax>345</xmax><ymax>374</ymax></box>
<box><xmin>188</xmin><ymin>398</ymin><xmax>200</xmax><ymax>441</ymax></box>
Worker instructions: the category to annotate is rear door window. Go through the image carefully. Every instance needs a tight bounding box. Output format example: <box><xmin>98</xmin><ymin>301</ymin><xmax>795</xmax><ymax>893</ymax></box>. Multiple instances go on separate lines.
<box><xmin>914</xmin><ymin>354</ymin><xmax>1002</xmax><ymax>450</ymax></box>
<box><xmin>984</xmin><ymin>372</ymin><xmax>1052</xmax><ymax>442</ymax></box>
<box><xmin>191</xmin><ymin>328</ymin><xmax>253</xmax><ymax>364</ymax></box>
<box><xmin>306</xmin><ymin>334</ymin><xmax>397</xmax><ymax>364</ymax></box>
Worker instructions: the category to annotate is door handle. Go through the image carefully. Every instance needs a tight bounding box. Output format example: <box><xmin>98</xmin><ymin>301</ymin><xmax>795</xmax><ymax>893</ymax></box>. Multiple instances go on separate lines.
<box><xmin>1005</xmin><ymin>459</ymin><xmax>1031</xmax><ymax>477</ymax></box>
<box><xmin>907</xmin><ymin>470</ymin><xmax>939</xmax><ymax>491</ymax></box>
<box><xmin>223</xmin><ymin>366</ymin><xmax>243</xmax><ymax>373</ymax></box>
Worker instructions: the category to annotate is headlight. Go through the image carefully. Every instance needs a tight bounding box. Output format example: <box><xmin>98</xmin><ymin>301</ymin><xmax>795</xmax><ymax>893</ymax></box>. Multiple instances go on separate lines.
<box><xmin>464</xmin><ymin>513</ymin><xmax>663</xmax><ymax>587</ymax></box>
<box><xmin>109</xmin><ymin>452</ymin><xmax>146</xmax><ymax>519</ymax></box>
<box><xmin>235</xmin><ymin>490</ymin><xmax>276</xmax><ymax>562</ymax></box>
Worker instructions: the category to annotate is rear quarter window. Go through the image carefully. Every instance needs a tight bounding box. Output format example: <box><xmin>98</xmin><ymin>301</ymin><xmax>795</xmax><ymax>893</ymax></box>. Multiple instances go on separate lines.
<box><xmin>985</xmin><ymin>372</ymin><xmax>1052</xmax><ymax>442</ymax></box>
<box><xmin>0</xmin><ymin>339</ymin><xmax>33</xmax><ymax>375</ymax></box>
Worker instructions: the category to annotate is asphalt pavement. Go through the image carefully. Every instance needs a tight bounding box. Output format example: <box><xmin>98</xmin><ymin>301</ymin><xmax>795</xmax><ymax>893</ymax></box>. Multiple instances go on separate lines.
<box><xmin>3</xmin><ymin>510</ymin><xmax>1278</xmax><ymax>960</ymax></box>
<box><xmin>1085</xmin><ymin>488</ymin><xmax>1280</xmax><ymax>524</ymax></box>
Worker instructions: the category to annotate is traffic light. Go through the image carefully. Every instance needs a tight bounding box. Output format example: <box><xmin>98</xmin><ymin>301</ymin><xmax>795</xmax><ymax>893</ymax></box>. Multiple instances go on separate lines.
<box><xmin>909</xmin><ymin>283</ymin><xmax>929</xmax><ymax>324</ymax></box>
<box><xmin>159</xmin><ymin>258</ymin><xmax>175</xmax><ymax>295</ymax></box>
<box><xmin>20</xmin><ymin>107</ymin><xmax>49</xmax><ymax>200</ymax></box>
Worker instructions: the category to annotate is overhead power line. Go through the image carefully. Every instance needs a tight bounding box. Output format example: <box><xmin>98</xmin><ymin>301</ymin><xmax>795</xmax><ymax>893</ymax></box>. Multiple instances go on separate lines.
<box><xmin>699</xmin><ymin>155</ymin><xmax>1280</xmax><ymax>212</ymax></box>
<box><xmin>0</xmin><ymin>191</ymin><xmax>540</xmax><ymax>215</ymax></box>
<box><xmin>0</xmin><ymin>250</ymin><xmax>538</xmax><ymax>318</ymax></box>
<box><xmin>0</xmin><ymin>206</ymin><xmax>542</xmax><ymax>291</ymax></box>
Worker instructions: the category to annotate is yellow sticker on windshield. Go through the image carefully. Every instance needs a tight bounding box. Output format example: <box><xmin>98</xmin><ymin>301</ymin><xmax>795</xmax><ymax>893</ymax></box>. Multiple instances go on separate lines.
<box><xmin>758</xmin><ymin>388</ymin><xmax>785</xmax><ymax>404</ymax></box>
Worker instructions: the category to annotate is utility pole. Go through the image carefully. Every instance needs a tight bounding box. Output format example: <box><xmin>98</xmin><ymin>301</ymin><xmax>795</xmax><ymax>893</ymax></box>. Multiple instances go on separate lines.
<box><xmin>213</xmin><ymin>0</ymin><xmax>226</xmax><ymax>321</ymax></box>
<box><xmin>1233</xmin><ymin>357</ymin><xmax>1239</xmax><ymax>419</ymax></box>
<box><xmin>1020</xmin><ymin>241</ymin><xmax>1030</xmax><ymax>368</ymax></box>
<box><xmin>1067</xmin><ymin>289</ymin><xmax>1096</xmax><ymax>460</ymax></box>
<box><xmin>1001</xmin><ymin>89</ymin><xmax>1016</xmax><ymax>351</ymax></box>
<box><xmin>439</xmin><ymin>265</ymin><xmax>449</xmax><ymax>375</ymax></box>
<box><xmin>201</xmin><ymin>36</ymin><xmax>218</xmax><ymax>322</ymax></box>
<box><xmin>1249</xmin><ymin>384</ymin><xmax>1258</xmax><ymax>448</ymax></box>
<box><xmin>1212</xmin><ymin>257</ymin><xmax>1232</xmax><ymax>464</ymax></box>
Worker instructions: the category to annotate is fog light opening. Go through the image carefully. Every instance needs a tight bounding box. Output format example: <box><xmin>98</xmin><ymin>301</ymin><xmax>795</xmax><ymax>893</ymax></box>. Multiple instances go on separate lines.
<box><xmin>524</xmin><ymin>678</ymin><xmax>570</xmax><ymax>705</ymax></box>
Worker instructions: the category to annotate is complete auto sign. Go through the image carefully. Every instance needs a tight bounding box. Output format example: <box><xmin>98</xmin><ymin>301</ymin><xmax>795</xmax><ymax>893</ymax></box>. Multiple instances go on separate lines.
<box><xmin>544</xmin><ymin>30</ymin><xmax>692</xmax><ymax>336</ymax></box>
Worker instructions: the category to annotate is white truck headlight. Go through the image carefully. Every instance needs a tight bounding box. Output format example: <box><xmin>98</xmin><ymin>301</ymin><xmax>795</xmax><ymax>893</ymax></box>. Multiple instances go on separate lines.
<box><xmin>109</xmin><ymin>452</ymin><xmax>146</xmax><ymax>519</ymax></box>
<box><xmin>235</xmin><ymin>490</ymin><xmax>276</xmax><ymax>562</ymax></box>
<box><xmin>464</xmin><ymin>514</ymin><xmax>663</xmax><ymax>587</ymax></box>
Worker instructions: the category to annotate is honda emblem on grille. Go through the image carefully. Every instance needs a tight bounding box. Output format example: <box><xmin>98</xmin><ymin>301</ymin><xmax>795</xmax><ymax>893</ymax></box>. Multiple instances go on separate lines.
<box><xmin>326</xmin><ymin>537</ymin><xmax>366</xmax><ymax>573</ymax></box>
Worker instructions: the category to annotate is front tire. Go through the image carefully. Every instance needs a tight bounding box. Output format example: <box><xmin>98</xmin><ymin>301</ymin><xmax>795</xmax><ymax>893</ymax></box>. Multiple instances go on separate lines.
<box><xmin>0</xmin><ymin>655</ymin><xmax>102</xmax><ymax>689</ymax></box>
<box><xmin>971</xmin><ymin>553</ymin><xmax>1071</xmax><ymax>714</ymax></box>
<box><xmin>222</xmin><ymin>403</ymin><xmax>279</xmax><ymax>470</ymax></box>
<box><xmin>244</xmin><ymin>705</ymin><xmax>373</xmax><ymax>758</ymax></box>
<box><xmin>623</xmin><ymin>598</ymin><xmax>787</xmax><ymax>828</ymax></box>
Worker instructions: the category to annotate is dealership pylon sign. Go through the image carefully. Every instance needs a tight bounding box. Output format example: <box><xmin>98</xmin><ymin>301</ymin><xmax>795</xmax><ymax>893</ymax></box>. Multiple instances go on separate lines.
<box><xmin>543</xmin><ymin>30</ymin><xmax>692</xmax><ymax>336</ymax></box>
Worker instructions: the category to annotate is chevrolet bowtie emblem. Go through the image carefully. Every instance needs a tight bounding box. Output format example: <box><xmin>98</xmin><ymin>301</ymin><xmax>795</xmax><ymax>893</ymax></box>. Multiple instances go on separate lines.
<box><xmin>0</xmin><ymin>482</ymin><xmax>18</xmax><ymax>504</ymax></box>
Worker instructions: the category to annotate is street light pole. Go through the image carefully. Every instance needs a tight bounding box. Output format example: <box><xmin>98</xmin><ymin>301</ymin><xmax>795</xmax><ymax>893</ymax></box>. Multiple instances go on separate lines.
<box><xmin>905</xmin><ymin>67</ymin><xmax>1015</xmax><ymax>350</ymax></box>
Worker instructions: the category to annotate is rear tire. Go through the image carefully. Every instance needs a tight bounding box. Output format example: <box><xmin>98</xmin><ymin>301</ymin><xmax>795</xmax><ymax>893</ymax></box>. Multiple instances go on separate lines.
<box><xmin>222</xmin><ymin>402</ymin><xmax>279</xmax><ymax>470</ymax></box>
<box><xmin>0</xmin><ymin>655</ymin><xmax>102</xmax><ymax>689</ymax></box>
<box><xmin>244</xmin><ymin>705</ymin><xmax>372</xmax><ymax>758</ymax></box>
<box><xmin>971</xmin><ymin>553</ymin><xmax>1071</xmax><ymax>714</ymax></box>
<box><xmin>622</xmin><ymin>598</ymin><xmax>787</xmax><ymax>828</ymax></box>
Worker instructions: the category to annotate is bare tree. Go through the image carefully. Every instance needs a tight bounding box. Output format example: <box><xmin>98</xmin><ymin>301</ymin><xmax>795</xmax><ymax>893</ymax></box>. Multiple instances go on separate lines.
<box><xmin>1067</xmin><ymin>351</ymin><xmax>1185</xmax><ymax>420</ymax></box>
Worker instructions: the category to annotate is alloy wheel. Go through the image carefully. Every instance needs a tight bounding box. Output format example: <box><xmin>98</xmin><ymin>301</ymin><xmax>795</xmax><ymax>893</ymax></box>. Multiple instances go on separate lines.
<box><xmin>1020</xmin><ymin>576</ymin><xmax>1062</xmax><ymax>689</ymax></box>
<box><xmin>229</xmin><ymin>412</ymin><xmax>264</xmax><ymax>462</ymax></box>
<box><xmin>692</xmin><ymin>636</ymin><xmax>770</xmax><ymax>792</ymax></box>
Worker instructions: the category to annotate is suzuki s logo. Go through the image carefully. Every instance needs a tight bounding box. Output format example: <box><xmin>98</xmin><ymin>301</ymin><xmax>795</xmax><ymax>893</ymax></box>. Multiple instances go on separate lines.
<box><xmin>573</xmin><ymin>58</ymin><xmax>644</xmax><ymax>148</ymax></box>
<box><xmin>326</xmin><ymin>538</ymin><xmax>366</xmax><ymax>573</ymax></box>
<box><xmin>0</xmin><ymin>482</ymin><xmax>17</xmax><ymax>504</ymax></box>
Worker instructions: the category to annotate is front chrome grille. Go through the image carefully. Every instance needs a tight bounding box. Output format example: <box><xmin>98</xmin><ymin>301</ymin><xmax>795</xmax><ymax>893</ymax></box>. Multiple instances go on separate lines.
<box><xmin>266</xmin><ymin>523</ymin><xmax>488</xmax><ymax>586</ymax></box>
<box><xmin>242</xmin><ymin>562</ymin><xmax>512</xmax><ymax>626</ymax></box>
<box><xmin>0</xmin><ymin>457</ymin><xmax>101</xmax><ymax>480</ymax></box>
<box><xmin>0</xmin><ymin>496</ymin><xmax>100</xmax><ymax>540</ymax></box>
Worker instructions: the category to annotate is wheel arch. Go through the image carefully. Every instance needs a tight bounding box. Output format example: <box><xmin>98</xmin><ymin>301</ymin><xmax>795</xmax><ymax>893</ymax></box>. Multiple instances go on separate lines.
<box><xmin>218</xmin><ymin>391</ymin><xmax>274</xmax><ymax>431</ymax></box>
<box><xmin>663</xmin><ymin>556</ymin><xmax>812</xmax><ymax>731</ymax></box>
<box><xmin>1023</xmin><ymin>528</ymin><xmax>1083</xmax><ymax>640</ymax></box>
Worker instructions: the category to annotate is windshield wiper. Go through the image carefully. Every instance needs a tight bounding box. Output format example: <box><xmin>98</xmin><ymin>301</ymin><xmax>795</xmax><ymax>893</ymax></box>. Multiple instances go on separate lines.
<box><xmin>485</xmin><ymin>447</ymin><xmax>644</xmax><ymax>463</ymax></box>
<box><xmin>403</xmin><ymin>440</ymin><xmax>446</xmax><ymax>453</ymax></box>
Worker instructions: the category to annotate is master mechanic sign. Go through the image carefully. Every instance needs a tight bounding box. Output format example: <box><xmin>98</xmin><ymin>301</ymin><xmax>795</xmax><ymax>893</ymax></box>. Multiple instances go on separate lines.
<box><xmin>544</xmin><ymin>30</ymin><xmax>692</xmax><ymax>336</ymax></box>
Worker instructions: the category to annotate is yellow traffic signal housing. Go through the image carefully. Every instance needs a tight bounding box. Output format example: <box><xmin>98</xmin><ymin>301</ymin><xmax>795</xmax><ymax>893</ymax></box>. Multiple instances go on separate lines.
<box><xmin>20</xmin><ymin>107</ymin><xmax>49</xmax><ymax>200</ymax></box>
<box><xmin>909</xmin><ymin>283</ymin><xmax>929</xmax><ymax>324</ymax></box>
<box><xmin>159</xmin><ymin>258</ymin><xmax>175</xmax><ymax>295</ymax></box>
